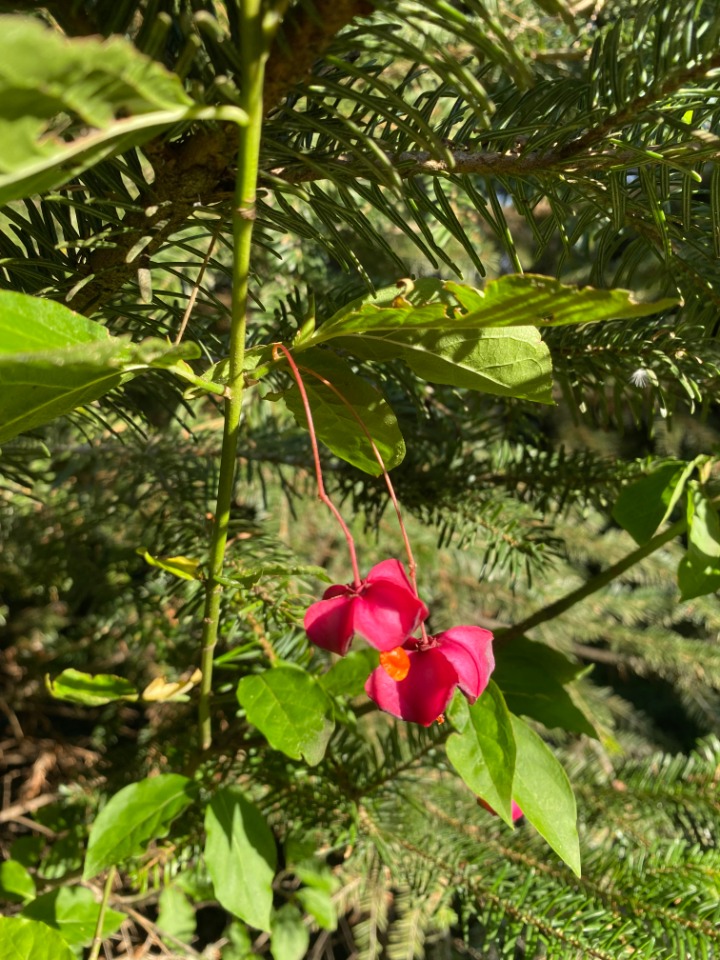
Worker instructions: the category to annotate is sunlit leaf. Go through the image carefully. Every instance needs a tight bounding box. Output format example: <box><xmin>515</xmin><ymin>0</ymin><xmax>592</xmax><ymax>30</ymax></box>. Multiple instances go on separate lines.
<box><xmin>279</xmin><ymin>349</ymin><xmax>405</xmax><ymax>475</ymax></box>
<box><xmin>46</xmin><ymin>669</ymin><xmax>138</xmax><ymax>706</ymax></box>
<box><xmin>0</xmin><ymin>917</ymin><xmax>76</xmax><ymax>960</ymax></box>
<box><xmin>0</xmin><ymin>290</ymin><xmax>199</xmax><ymax>443</ymax></box>
<box><xmin>511</xmin><ymin>715</ymin><xmax>581</xmax><ymax>876</ymax></box>
<box><xmin>84</xmin><ymin>775</ymin><xmax>197</xmax><ymax>879</ymax></box>
<box><xmin>237</xmin><ymin>664</ymin><xmax>335</xmax><ymax>766</ymax></box>
<box><xmin>204</xmin><ymin>788</ymin><xmax>276</xmax><ymax>931</ymax></box>
<box><xmin>446</xmin><ymin>681</ymin><xmax>517</xmax><ymax>825</ymax></box>
<box><xmin>0</xmin><ymin>16</ymin><xmax>244</xmax><ymax>204</ymax></box>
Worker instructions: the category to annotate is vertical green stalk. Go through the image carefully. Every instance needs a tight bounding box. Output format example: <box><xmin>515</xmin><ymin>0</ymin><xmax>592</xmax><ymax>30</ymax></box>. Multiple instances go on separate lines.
<box><xmin>198</xmin><ymin>0</ymin><xmax>267</xmax><ymax>750</ymax></box>
<box><xmin>88</xmin><ymin>866</ymin><xmax>116</xmax><ymax>960</ymax></box>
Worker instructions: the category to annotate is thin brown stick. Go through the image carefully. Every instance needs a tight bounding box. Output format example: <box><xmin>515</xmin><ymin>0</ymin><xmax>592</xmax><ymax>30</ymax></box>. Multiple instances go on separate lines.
<box><xmin>174</xmin><ymin>229</ymin><xmax>220</xmax><ymax>345</ymax></box>
<box><xmin>0</xmin><ymin>792</ymin><xmax>57</xmax><ymax>823</ymax></box>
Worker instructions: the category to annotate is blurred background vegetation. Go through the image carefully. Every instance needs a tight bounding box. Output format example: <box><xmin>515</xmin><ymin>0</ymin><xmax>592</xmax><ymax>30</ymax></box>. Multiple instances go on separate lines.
<box><xmin>2</xmin><ymin>0</ymin><xmax>720</xmax><ymax>957</ymax></box>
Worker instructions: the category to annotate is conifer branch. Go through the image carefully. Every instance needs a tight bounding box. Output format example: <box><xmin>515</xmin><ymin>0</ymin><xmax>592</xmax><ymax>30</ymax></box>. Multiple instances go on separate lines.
<box><xmin>71</xmin><ymin>0</ymin><xmax>374</xmax><ymax>315</ymax></box>
<box><xmin>495</xmin><ymin>518</ymin><xmax>686</xmax><ymax>646</ymax></box>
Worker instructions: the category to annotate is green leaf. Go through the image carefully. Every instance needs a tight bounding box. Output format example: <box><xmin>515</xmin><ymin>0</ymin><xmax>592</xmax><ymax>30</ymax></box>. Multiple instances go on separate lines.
<box><xmin>336</xmin><ymin>326</ymin><xmax>553</xmax><ymax>404</ymax></box>
<box><xmin>318</xmin><ymin>648</ymin><xmax>379</xmax><ymax>698</ymax></box>
<box><xmin>511</xmin><ymin>715</ymin><xmax>581</xmax><ymax>876</ymax></box>
<box><xmin>401</xmin><ymin>327</ymin><xmax>553</xmax><ymax>404</ymax></box>
<box><xmin>296</xmin><ymin>886</ymin><xmax>338</xmax><ymax>931</ymax></box>
<box><xmin>445</xmin><ymin>688</ymin><xmax>470</xmax><ymax>732</ymax></box>
<box><xmin>612</xmin><ymin>460</ymin><xmax>693</xmax><ymax>544</ymax></box>
<box><xmin>0</xmin><ymin>16</ymin><xmax>243</xmax><ymax>204</ymax></box>
<box><xmin>204</xmin><ymin>787</ymin><xmax>277</xmax><ymax>931</ymax></box>
<box><xmin>237</xmin><ymin>665</ymin><xmax>335</xmax><ymax>766</ymax></box>
<box><xmin>686</xmin><ymin>483</ymin><xmax>720</xmax><ymax>557</ymax></box>
<box><xmin>0</xmin><ymin>860</ymin><xmax>36</xmax><ymax>904</ymax></box>
<box><xmin>494</xmin><ymin>637</ymin><xmax>596</xmax><ymax>738</ymax></box>
<box><xmin>0</xmin><ymin>290</ymin><xmax>199</xmax><ymax>443</ymax></box>
<box><xmin>0</xmin><ymin>917</ymin><xmax>76</xmax><ymax>960</ymax></box>
<box><xmin>222</xmin><ymin>922</ymin><xmax>255</xmax><ymax>960</ymax></box>
<box><xmin>271</xmin><ymin>905</ymin><xmax>310</xmax><ymax>960</ymax></box>
<box><xmin>157</xmin><ymin>885</ymin><xmax>196</xmax><ymax>945</ymax></box>
<box><xmin>445</xmin><ymin>275</ymin><xmax>677</xmax><ymax>328</ymax></box>
<box><xmin>279</xmin><ymin>350</ymin><xmax>405</xmax><ymax>475</ymax></box>
<box><xmin>21</xmin><ymin>887</ymin><xmax>125</xmax><ymax>947</ymax></box>
<box><xmin>138</xmin><ymin>549</ymin><xmax>202</xmax><ymax>581</ymax></box>
<box><xmin>678</xmin><ymin>552</ymin><xmax>720</xmax><ymax>601</ymax></box>
<box><xmin>446</xmin><ymin>681</ymin><xmax>517</xmax><ymax>825</ymax></box>
<box><xmin>46</xmin><ymin>669</ymin><xmax>138</xmax><ymax>706</ymax></box>
<box><xmin>84</xmin><ymin>774</ymin><xmax>197</xmax><ymax>879</ymax></box>
<box><xmin>312</xmin><ymin>275</ymin><xmax>676</xmax><ymax>343</ymax></box>
<box><xmin>678</xmin><ymin>483</ymin><xmax>720</xmax><ymax>600</ymax></box>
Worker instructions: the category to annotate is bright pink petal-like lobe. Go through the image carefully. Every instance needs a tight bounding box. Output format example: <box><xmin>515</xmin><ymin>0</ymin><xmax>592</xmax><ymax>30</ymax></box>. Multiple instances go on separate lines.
<box><xmin>437</xmin><ymin>626</ymin><xmax>494</xmax><ymax>701</ymax></box>
<box><xmin>352</xmin><ymin>579</ymin><xmax>427</xmax><ymax>652</ymax></box>
<box><xmin>364</xmin><ymin>558</ymin><xmax>416</xmax><ymax>591</ymax></box>
<box><xmin>304</xmin><ymin>591</ymin><xmax>356</xmax><ymax>655</ymax></box>
<box><xmin>365</xmin><ymin>648</ymin><xmax>459</xmax><ymax>725</ymax></box>
<box><xmin>511</xmin><ymin>801</ymin><xmax>524</xmax><ymax>821</ymax></box>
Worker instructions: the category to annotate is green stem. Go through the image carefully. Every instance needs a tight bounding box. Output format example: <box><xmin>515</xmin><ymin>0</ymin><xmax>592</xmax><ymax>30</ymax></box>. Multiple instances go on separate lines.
<box><xmin>198</xmin><ymin>0</ymin><xmax>267</xmax><ymax>751</ymax></box>
<box><xmin>88</xmin><ymin>866</ymin><xmax>116</xmax><ymax>960</ymax></box>
<box><xmin>495</xmin><ymin>518</ymin><xmax>686</xmax><ymax>646</ymax></box>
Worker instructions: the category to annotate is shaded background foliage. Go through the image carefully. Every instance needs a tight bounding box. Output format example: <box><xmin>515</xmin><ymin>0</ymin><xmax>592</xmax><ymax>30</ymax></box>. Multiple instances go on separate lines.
<box><xmin>1</xmin><ymin>0</ymin><xmax>720</xmax><ymax>957</ymax></box>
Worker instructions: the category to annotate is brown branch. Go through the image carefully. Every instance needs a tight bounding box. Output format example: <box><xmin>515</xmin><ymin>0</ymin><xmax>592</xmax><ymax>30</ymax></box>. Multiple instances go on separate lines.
<box><xmin>71</xmin><ymin>0</ymin><xmax>374</xmax><ymax>316</ymax></box>
<box><xmin>0</xmin><ymin>791</ymin><xmax>57</xmax><ymax>823</ymax></box>
<box><xmin>550</xmin><ymin>49</ymin><xmax>720</xmax><ymax>163</ymax></box>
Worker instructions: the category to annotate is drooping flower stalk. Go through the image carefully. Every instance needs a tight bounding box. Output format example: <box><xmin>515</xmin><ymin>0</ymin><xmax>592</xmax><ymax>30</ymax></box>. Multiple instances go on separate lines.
<box><xmin>272</xmin><ymin>343</ymin><xmax>361</xmax><ymax>587</ymax></box>
<box><xmin>298</xmin><ymin>364</ymin><xmax>422</xmax><ymax>601</ymax></box>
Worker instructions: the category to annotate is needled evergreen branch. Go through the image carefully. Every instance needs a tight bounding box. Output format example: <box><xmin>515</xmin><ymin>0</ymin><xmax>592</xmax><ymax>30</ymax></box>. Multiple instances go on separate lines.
<box><xmin>197</xmin><ymin>2</ymin><xmax>267</xmax><ymax>752</ymax></box>
<box><xmin>496</xmin><ymin>518</ymin><xmax>686</xmax><ymax>646</ymax></box>
<box><xmin>70</xmin><ymin>0</ymin><xmax>374</xmax><ymax>316</ymax></box>
<box><xmin>265</xmin><ymin>138</ymin><xmax>720</xmax><ymax>185</ymax></box>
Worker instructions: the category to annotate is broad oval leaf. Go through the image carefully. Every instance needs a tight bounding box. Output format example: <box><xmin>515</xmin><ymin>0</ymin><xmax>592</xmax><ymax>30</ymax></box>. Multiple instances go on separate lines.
<box><xmin>204</xmin><ymin>787</ymin><xmax>277</xmax><ymax>931</ymax></box>
<box><xmin>494</xmin><ymin>637</ymin><xmax>596</xmax><ymax>738</ymax></box>
<box><xmin>0</xmin><ymin>16</ymin><xmax>213</xmax><ymax>204</ymax></box>
<box><xmin>396</xmin><ymin>327</ymin><xmax>553</xmax><ymax>404</ymax></box>
<box><xmin>0</xmin><ymin>290</ymin><xmax>199</xmax><ymax>443</ymax></box>
<box><xmin>510</xmin><ymin>715</ymin><xmax>581</xmax><ymax>876</ymax></box>
<box><xmin>331</xmin><ymin>325</ymin><xmax>552</xmax><ymax>404</ymax></box>
<box><xmin>296</xmin><ymin>886</ymin><xmax>338</xmax><ymax>931</ymax></box>
<box><xmin>46</xmin><ymin>669</ymin><xmax>138</xmax><ymax>706</ymax></box>
<box><xmin>156</xmin><ymin>885</ymin><xmax>197</xmax><ymax>945</ymax></box>
<box><xmin>84</xmin><ymin>774</ymin><xmax>197</xmax><ymax>879</ymax></box>
<box><xmin>612</xmin><ymin>459</ymin><xmax>695</xmax><ymax>545</ymax></box>
<box><xmin>237</xmin><ymin>664</ymin><xmax>335</xmax><ymax>766</ymax></box>
<box><xmin>318</xmin><ymin>648</ymin><xmax>379</xmax><ymax>698</ymax></box>
<box><xmin>445</xmin><ymin>275</ymin><xmax>677</xmax><ymax>328</ymax></box>
<box><xmin>446</xmin><ymin>681</ymin><xmax>516</xmax><ymax>825</ymax></box>
<box><xmin>279</xmin><ymin>349</ymin><xmax>405</xmax><ymax>475</ymax></box>
<box><xmin>21</xmin><ymin>887</ymin><xmax>125</xmax><ymax>947</ymax></box>
<box><xmin>271</xmin><ymin>904</ymin><xmax>310</xmax><ymax>960</ymax></box>
<box><xmin>678</xmin><ymin>482</ymin><xmax>720</xmax><ymax>600</ymax></box>
<box><xmin>0</xmin><ymin>917</ymin><xmax>76</xmax><ymax>960</ymax></box>
<box><xmin>0</xmin><ymin>860</ymin><xmax>36</xmax><ymax>903</ymax></box>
